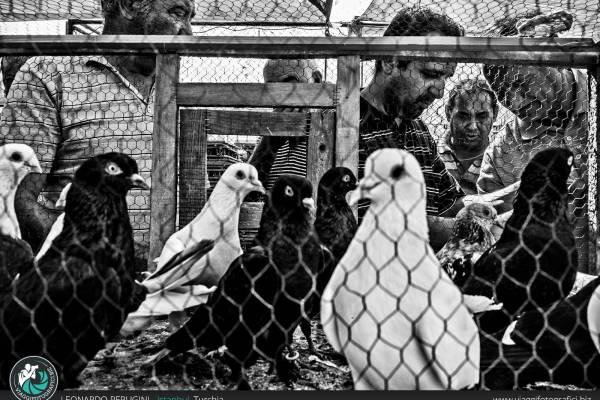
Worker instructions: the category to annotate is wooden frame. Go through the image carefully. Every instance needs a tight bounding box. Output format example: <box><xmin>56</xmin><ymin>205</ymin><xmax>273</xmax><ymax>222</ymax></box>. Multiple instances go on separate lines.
<box><xmin>177</xmin><ymin>108</ymin><xmax>336</xmax><ymax>229</ymax></box>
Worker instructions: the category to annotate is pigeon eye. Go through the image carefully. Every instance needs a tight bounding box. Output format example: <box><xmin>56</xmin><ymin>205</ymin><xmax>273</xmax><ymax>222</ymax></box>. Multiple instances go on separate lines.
<box><xmin>105</xmin><ymin>162</ymin><xmax>123</xmax><ymax>176</ymax></box>
<box><xmin>342</xmin><ymin>175</ymin><xmax>350</xmax><ymax>183</ymax></box>
<box><xmin>9</xmin><ymin>152</ymin><xmax>23</xmax><ymax>162</ymax></box>
<box><xmin>390</xmin><ymin>164</ymin><xmax>404</xmax><ymax>180</ymax></box>
<box><xmin>567</xmin><ymin>155</ymin><xmax>573</xmax><ymax>166</ymax></box>
<box><xmin>284</xmin><ymin>186</ymin><xmax>294</xmax><ymax>197</ymax></box>
<box><xmin>236</xmin><ymin>170</ymin><xmax>245</xmax><ymax>180</ymax></box>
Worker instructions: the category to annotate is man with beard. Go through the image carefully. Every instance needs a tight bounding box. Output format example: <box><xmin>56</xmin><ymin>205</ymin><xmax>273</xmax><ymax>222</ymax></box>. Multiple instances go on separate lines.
<box><xmin>438</xmin><ymin>79</ymin><xmax>498</xmax><ymax>195</ymax></box>
<box><xmin>476</xmin><ymin>10</ymin><xmax>589</xmax><ymax>270</ymax></box>
<box><xmin>0</xmin><ymin>0</ymin><xmax>195</xmax><ymax>262</ymax></box>
<box><xmin>358</xmin><ymin>8</ymin><xmax>505</xmax><ymax>250</ymax></box>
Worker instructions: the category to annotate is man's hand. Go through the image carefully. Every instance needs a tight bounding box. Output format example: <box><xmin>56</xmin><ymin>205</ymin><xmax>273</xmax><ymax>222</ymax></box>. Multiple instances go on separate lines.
<box><xmin>464</xmin><ymin>181</ymin><xmax>521</xmax><ymax>209</ymax></box>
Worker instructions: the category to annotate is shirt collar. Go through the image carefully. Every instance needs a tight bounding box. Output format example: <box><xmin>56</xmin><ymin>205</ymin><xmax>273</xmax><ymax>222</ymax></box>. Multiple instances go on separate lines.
<box><xmin>84</xmin><ymin>56</ymin><xmax>154</xmax><ymax>104</ymax></box>
<box><xmin>360</xmin><ymin>95</ymin><xmax>396</xmax><ymax>126</ymax></box>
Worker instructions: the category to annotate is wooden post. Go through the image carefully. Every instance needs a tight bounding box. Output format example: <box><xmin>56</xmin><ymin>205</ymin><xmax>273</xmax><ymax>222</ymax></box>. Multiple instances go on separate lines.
<box><xmin>595</xmin><ymin>66</ymin><xmax>600</xmax><ymax>274</ymax></box>
<box><xmin>179</xmin><ymin>109</ymin><xmax>208</xmax><ymax>227</ymax></box>
<box><xmin>307</xmin><ymin>110</ymin><xmax>335</xmax><ymax>191</ymax></box>
<box><xmin>149</xmin><ymin>53</ymin><xmax>179</xmax><ymax>270</ymax></box>
<box><xmin>336</xmin><ymin>55</ymin><xmax>361</xmax><ymax>175</ymax></box>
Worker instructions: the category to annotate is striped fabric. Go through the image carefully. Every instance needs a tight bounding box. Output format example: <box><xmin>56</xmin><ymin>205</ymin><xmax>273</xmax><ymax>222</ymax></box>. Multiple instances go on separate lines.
<box><xmin>358</xmin><ymin>97</ymin><xmax>462</xmax><ymax>217</ymax></box>
<box><xmin>437</xmin><ymin>131</ymin><xmax>483</xmax><ymax>195</ymax></box>
<box><xmin>0</xmin><ymin>55</ymin><xmax>154</xmax><ymax>254</ymax></box>
<box><xmin>265</xmin><ymin>138</ymin><xmax>308</xmax><ymax>190</ymax></box>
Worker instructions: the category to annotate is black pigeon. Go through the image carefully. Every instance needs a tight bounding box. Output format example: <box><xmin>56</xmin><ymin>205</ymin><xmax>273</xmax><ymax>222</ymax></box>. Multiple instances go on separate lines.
<box><xmin>299</xmin><ymin>167</ymin><xmax>357</xmax><ymax>354</ymax></box>
<box><xmin>462</xmin><ymin>148</ymin><xmax>578</xmax><ymax>334</ymax></box>
<box><xmin>0</xmin><ymin>153</ymin><xmax>149</xmax><ymax>388</ymax></box>
<box><xmin>150</xmin><ymin>175</ymin><xmax>322</xmax><ymax>389</ymax></box>
<box><xmin>437</xmin><ymin>202</ymin><xmax>497</xmax><ymax>288</ymax></box>
<box><xmin>480</xmin><ymin>277</ymin><xmax>600</xmax><ymax>389</ymax></box>
<box><xmin>0</xmin><ymin>236</ymin><xmax>33</xmax><ymax>292</ymax></box>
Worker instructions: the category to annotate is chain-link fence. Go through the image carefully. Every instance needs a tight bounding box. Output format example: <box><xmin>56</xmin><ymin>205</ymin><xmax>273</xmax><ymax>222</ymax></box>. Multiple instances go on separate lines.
<box><xmin>1</xmin><ymin>0</ymin><xmax>600</xmax><ymax>392</ymax></box>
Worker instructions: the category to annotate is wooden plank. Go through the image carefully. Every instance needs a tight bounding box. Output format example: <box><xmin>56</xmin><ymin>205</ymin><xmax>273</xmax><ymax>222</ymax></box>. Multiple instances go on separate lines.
<box><xmin>177</xmin><ymin>82</ymin><xmax>336</xmax><ymax>108</ymax></box>
<box><xmin>149</xmin><ymin>53</ymin><xmax>179</xmax><ymax>270</ymax></box>
<box><xmin>588</xmin><ymin>66</ymin><xmax>600</xmax><ymax>275</ymax></box>
<box><xmin>179</xmin><ymin>109</ymin><xmax>208</xmax><ymax>228</ymax></box>
<box><xmin>306</xmin><ymin>110</ymin><xmax>335</xmax><ymax>192</ymax></box>
<box><xmin>0</xmin><ymin>35</ymin><xmax>597</xmax><ymax>66</ymax></box>
<box><xmin>239</xmin><ymin>202</ymin><xmax>263</xmax><ymax>250</ymax></box>
<box><xmin>198</xmin><ymin>110</ymin><xmax>310</xmax><ymax>137</ymax></box>
<box><xmin>335</xmin><ymin>55</ymin><xmax>360</xmax><ymax>175</ymax></box>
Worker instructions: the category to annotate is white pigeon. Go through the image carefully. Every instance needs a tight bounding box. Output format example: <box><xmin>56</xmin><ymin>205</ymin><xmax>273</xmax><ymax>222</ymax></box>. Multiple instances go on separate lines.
<box><xmin>321</xmin><ymin>148</ymin><xmax>480</xmax><ymax>390</ymax></box>
<box><xmin>121</xmin><ymin>163</ymin><xmax>265</xmax><ymax>335</ymax></box>
<box><xmin>35</xmin><ymin>183</ymin><xmax>71</xmax><ymax>261</ymax></box>
<box><xmin>0</xmin><ymin>143</ymin><xmax>42</xmax><ymax>238</ymax></box>
<box><xmin>587</xmin><ymin>279</ymin><xmax>600</xmax><ymax>354</ymax></box>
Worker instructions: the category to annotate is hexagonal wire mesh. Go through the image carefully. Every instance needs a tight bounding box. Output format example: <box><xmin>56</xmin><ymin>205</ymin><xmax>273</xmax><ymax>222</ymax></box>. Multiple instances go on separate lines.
<box><xmin>0</xmin><ymin>0</ymin><xmax>599</xmax><ymax>392</ymax></box>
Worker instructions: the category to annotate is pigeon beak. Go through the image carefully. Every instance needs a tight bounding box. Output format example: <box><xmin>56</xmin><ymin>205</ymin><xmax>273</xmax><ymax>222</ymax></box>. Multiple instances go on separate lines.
<box><xmin>348</xmin><ymin>188</ymin><xmax>361</xmax><ymax>206</ymax></box>
<box><xmin>302</xmin><ymin>197</ymin><xmax>316</xmax><ymax>212</ymax></box>
<box><xmin>129</xmin><ymin>174</ymin><xmax>150</xmax><ymax>190</ymax></box>
<box><xmin>348</xmin><ymin>177</ymin><xmax>379</xmax><ymax>206</ymax></box>
<box><xmin>25</xmin><ymin>158</ymin><xmax>43</xmax><ymax>174</ymax></box>
<box><xmin>251</xmin><ymin>180</ymin><xmax>266</xmax><ymax>194</ymax></box>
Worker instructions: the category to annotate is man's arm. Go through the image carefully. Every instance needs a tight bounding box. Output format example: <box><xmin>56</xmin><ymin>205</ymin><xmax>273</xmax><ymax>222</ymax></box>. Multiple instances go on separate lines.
<box><xmin>15</xmin><ymin>173</ymin><xmax>60</xmax><ymax>253</ymax></box>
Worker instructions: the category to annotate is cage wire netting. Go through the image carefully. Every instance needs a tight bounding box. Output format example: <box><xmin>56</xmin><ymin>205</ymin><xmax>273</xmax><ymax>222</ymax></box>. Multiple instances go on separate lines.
<box><xmin>0</xmin><ymin>0</ymin><xmax>600</xmax><ymax>392</ymax></box>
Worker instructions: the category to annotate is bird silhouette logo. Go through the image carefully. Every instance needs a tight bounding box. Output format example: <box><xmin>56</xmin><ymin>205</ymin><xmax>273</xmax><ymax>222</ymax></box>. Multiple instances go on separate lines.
<box><xmin>9</xmin><ymin>356</ymin><xmax>58</xmax><ymax>400</ymax></box>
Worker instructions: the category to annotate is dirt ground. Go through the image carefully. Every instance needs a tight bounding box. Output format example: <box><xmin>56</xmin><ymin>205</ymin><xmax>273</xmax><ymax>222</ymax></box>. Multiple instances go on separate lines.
<box><xmin>78</xmin><ymin>320</ymin><xmax>353</xmax><ymax>390</ymax></box>
<box><xmin>76</xmin><ymin>318</ymin><xmax>586</xmax><ymax>391</ymax></box>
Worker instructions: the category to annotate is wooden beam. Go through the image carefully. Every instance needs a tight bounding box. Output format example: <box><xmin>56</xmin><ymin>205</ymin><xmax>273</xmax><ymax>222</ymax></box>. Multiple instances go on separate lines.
<box><xmin>306</xmin><ymin>110</ymin><xmax>335</xmax><ymax>191</ymax></box>
<box><xmin>148</xmin><ymin>53</ymin><xmax>179</xmax><ymax>270</ymax></box>
<box><xmin>177</xmin><ymin>82</ymin><xmax>336</xmax><ymax>108</ymax></box>
<box><xmin>192</xmin><ymin>110</ymin><xmax>310</xmax><ymax>137</ymax></box>
<box><xmin>595</xmin><ymin>66</ymin><xmax>600</xmax><ymax>274</ymax></box>
<box><xmin>179</xmin><ymin>109</ymin><xmax>208</xmax><ymax>228</ymax></box>
<box><xmin>335</xmin><ymin>55</ymin><xmax>360</xmax><ymax>174</ymax></box>
<box><xmin>0</xmin><ymin>35</ymin><xmax>596</xmax><ymax>66</ymax></box>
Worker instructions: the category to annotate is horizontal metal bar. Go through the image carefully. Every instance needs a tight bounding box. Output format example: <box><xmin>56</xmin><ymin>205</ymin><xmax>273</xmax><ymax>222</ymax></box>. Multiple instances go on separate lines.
<box><xmin>0</xmin><ymin>35</ymin><xmax>596</xmax><ymax>66</ymax></box>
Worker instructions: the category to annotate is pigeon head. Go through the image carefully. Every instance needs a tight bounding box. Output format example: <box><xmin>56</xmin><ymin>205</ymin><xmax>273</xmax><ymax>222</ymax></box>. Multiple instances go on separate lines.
<box><xmin>318</xmin><ymin>167</ymin><xmax>358</xmax><ymax>201</ymax></box>
<box><xmin>0</xmin><ymin>143</ymin><xmax>42</xmax><ymax>189</ymax></box>
<box><xmin>458</xmin><ymin>202</ymin><xmax>497</xmax><ymax>227</ymax></box>
<box><xmin>218</xmin><ymin>162</ymin><xmax>265</xmax><ymax>199</ymax></box>
<box><xmin>519</xmin><ymin>147</ymin><xmax>573</xmax><ymax>200</ymax></box>
<box><xmin>269</xmin><ymin>174</ymin><xmax>314</xmax><ymax>217</ymax></box>
<box><xmin>453</xmin><ymin>202</ymin><xmax>498</xmax><ymax>242</ymax></box>
<box><xmin>73</xmin><ymin>152</ymin><xmax>149</xmax><ymax>197</ymax></box>
<box><xmin>349</xmin><ymin>149</ymin><xmax>424</xmax><ymax>210</ymax></box>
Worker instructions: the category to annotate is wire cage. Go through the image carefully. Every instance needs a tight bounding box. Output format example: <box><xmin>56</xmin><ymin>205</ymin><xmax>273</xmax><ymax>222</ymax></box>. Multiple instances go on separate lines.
<box><xmin>1</xmin><ymin>0</ymin><xmax>600</xmax><ymax>392</ymax></box>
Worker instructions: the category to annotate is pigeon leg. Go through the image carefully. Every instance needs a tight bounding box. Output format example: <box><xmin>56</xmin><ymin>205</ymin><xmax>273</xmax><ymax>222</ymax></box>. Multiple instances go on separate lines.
<box><xmin>274</xmin><ymin>348</ymin><xmax>299</xmax><ymax>384</ymax></box>
<box><xmin>229</xmin><ymin>363</ymin><xmax>252</xmax><ymax>390</ymax></box>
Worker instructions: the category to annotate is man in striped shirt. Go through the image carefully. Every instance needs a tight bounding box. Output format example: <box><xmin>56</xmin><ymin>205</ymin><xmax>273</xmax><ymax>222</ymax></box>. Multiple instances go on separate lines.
<box><xmin>249</xmin><ymin>59</ymin><xmax>322</xmax><ymax>190</ymax></box>
<box><xmin>358</xmin><ymin>8</ymin><xmax>466</xmax><ymax>221</ymax></box>
<box><xmin>0</xmin><ymin>0</ymin><xmax>195</xmax><ymax>260</ymax></box>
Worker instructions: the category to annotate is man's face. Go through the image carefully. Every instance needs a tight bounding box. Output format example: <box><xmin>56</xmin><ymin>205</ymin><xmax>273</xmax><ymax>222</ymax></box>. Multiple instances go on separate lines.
<box><xmin>137</xmin><ymin>0</ymin><xmax>195</xmax><ymax>36</ymax></box>
<box><xmin>383</xmin><ymin>60</ymin><xmax>457</xmax><ymax>120</ymax></box>
<box><xmin>449</xmin><ymin>92</ymin><xmax>495</xmax><ymax>152</ymax></box>
<box><xmin>487</xmin><ymin>65</ymin><xmax>567</xmax><ymax>126</ymax></box>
